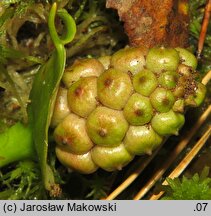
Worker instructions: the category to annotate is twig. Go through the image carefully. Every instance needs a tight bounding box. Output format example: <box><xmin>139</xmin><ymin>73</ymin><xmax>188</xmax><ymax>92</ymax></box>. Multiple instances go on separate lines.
<box><xmin>197</xmin><ymin>0</ymin><xmax>211</xmax><ymax>58</ymax></box>
<box><xmin>202</xmin><ymin>70</ymin><xmax>211</xmax><ymax>85</ymax></box>
<box><xmin>149</xmin><ymin>126</ymin><xmax>211</xmax><ymax>200</ymax></box>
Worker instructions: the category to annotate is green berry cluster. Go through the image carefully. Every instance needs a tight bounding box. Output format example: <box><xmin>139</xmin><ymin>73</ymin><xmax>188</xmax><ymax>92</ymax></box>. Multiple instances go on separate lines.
<box><xmin>51</xmin><ymin>46</ymin><xmax>206</xmax><ymax>174</ymax></box>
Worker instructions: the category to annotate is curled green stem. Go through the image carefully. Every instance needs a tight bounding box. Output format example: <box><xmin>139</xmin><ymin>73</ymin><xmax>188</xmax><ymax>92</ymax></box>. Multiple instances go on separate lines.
<box><xmin>48</xmin><ymin>2</ymin><xmax>76</xmax><ymax>48</ymax></box>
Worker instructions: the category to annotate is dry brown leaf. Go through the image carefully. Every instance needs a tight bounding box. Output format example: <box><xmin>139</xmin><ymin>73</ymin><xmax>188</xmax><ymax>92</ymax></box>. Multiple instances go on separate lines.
<box><xmin>106</xmin><ymin>0</ymin><xmax>189</xmax><ymax>48</ymax></box>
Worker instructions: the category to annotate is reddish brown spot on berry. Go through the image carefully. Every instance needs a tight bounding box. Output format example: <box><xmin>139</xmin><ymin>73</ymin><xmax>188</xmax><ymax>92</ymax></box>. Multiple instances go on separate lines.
<box><xmin>104</xmin><ymin>78</ymin><xmax>113</xmax><ymax>87</ymax></box>
<box><xmin>134</xmin><ymin>109</ymin><xmax>144</xmax><ymax>116</ymax></box>
<box><xmin>162</xmin><ymin>98</ymin><xmax>170</xmax><ymax>105</ymax></box>
<box><xmin>139</xmin><ymin>76</ymin><xmax>146</xmax><ymax>84</ymax></box>
<box><xmin>74</xmin><ymin>87</ymin><xmax>84</xmax><ymax>96</ymax></box>
<box><xmin>59</xmin><ymin>136</ymin><xmax>72</xmax><ymax>146</ymax></box>
<box><xmin>98</xmin><ymin>128</ymin><xmax>107</xmax><ymax>137</ymax></box>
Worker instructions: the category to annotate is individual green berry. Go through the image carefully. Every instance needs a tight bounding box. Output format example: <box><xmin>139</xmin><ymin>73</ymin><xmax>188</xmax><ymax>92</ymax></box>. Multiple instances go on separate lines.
<box><xmin>124</xmin><ymin>125</ymin><xmax>163</xmax><ymax>155</ymax></box>
<box><xmin>150</xmin><ymin>87</ymin><xmax>175</xmax><ymax>112</ymax></box>
<box><xmin>176</xmin><ymin>47</ymin><xmax>197</xmax><ymax>70</ymax></box>
<box><xmin>56</xmin><ymin>146</ymin><xmax>98</xmax><ymax>174</ymax></box>
<box><xmin>173</xmin><ymin>86</ymin><xmax>185</xmax><ymax>98</ymax></box>
<box><xmin>172</xmin><ymin>99</ymin><xmax>185</xmax><ymax>113</ymax></box>
<box><xmin>123</xmin><ymin>93</ymin><xmax>153</xmax><ymax>125</ymax></box>
<box><xmin>54</xmin><ymin>114</ymin><xmax>93</xmax><ymax>154</ymax></box>
<box><xmin>110</xmin><ymin>46</ymin><xmax>148</xmax><ymax>75</ymax></box>
<box><xmin>132</xmin><ymin>69</ymin><xmax>158</xmax><ymax>96</ymax></box>
<box><xmin>158</xmin><ymin>71</ymin><xmax>178</xmax><ymax>89</ymax></box>
<box><xmin>86</xmin><ymin>107</ymin><xmax>128</xmax><ymax>146</ymax></box>
<box><xmin>177</xmin><ymin>64</ymin><xmax>194</xmax><ymax>77</ymax></box>
<box><xmin>98</xmin><ymin>55</ymin><xmax>111</xmax><ymax>70</ymax></box>
<box><xmin>185</xmin><ymin>82</ymin><xmax>207</xmax><ymax>107</ymax></box>
<box><xmin>193</xmin><ymin>82</ymin><xmax>206</xmax><ymax>106</ymax></box>
<box><xmin>91</xmin><ymin>143</ymin><xmax>134</xmax><ymax>171</ymax></box>
<box><xmin>97</xmin><ymin>69</ymin><xmax>133</xmax><ymax>110</ymax></box>
<box><xmin>50</xmin><ymin>87</ymin><xmax>71</xmax><ymax>128</ymax></box>
<box><xmin>184</xmin><ymin>96</ymin><xmax>197</xmax><ymax>107</ymax></box>
<box><xmin>146</xmin><ymin>47</ymin><xmax>180</xmax><ymax>73</ymax></box>
<box><xmin>67</xmin><ymin>77</ymin><xmax>97</xmax><ymax>117</ymax></box>
<box><xmin>62</xmin><ymin>59</ymin><xmax>104</xmax><ymax>88</ymax></box>
<box><xmin>151</xmin><ymin>110</ymin><xmax>185</xmax><ymax>136</ymax></box>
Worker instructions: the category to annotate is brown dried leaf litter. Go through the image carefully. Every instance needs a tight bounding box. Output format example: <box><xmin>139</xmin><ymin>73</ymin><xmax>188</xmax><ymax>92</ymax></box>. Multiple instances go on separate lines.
<box><xmin>106</xmin><ymin>0</ymin><xmax>189</xmax><ymax>48</ymax></box>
